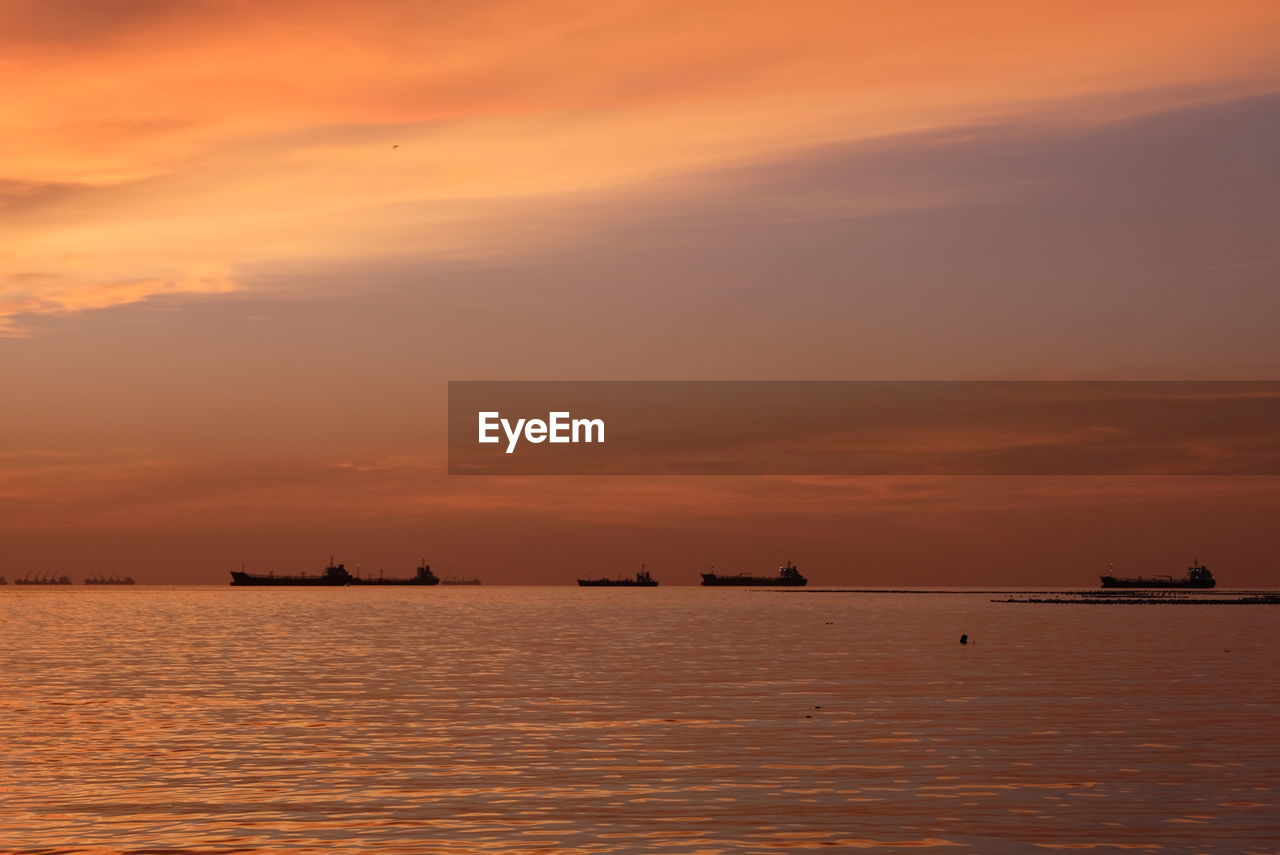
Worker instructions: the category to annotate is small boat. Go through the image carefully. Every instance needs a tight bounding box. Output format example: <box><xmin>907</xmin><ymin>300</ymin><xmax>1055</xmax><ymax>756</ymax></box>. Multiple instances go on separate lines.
<box><xmin>701</xmin><ymin>562</ymin><xmax>807</xmax><ymax>587</ymax></box>
<box><xmin>1099</xmin><ymin>560</ymin><xmax>1216</xmax><ymax>589</ymax></box>
<box><xmin>578</xmin><ymin>566</ymin><xmax>659</xmax><ymax>587</ymax></box>
<box><xmin>84</xmin><ymin>575</ymin><xmax>136</xmax><ymax>585</ymax></box>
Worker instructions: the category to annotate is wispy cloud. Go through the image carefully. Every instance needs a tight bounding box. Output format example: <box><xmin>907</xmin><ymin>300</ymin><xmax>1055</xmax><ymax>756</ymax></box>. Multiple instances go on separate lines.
<box><xmin>2</xmin><ymin>0</ymin><xmax>1278</xmax><ymax>332</ymax></box>
<box><xmin>0</xmin><ymin>270</ymin><xmax>236</xmax><ymax>336</ymax></box>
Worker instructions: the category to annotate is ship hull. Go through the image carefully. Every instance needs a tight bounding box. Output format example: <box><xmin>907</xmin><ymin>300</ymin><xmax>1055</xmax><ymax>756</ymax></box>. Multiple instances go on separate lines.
<box><xmin>230</xmin><ymin>571</ymin><xmax>348</xmax><ymax>586</ymax></box>
<box><xmin>1099</xmin><ymin>576</ymin><xmax>1215</xmax><ymax>589</ymax></box>
<box><xmin>577</xmin><ymin>579</ymin><xmax>659</xmax><ymax>587</ymax></box>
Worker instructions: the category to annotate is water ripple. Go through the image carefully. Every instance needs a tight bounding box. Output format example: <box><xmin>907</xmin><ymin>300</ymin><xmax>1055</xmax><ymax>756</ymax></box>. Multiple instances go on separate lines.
<box><xmin>1</xmin><ymin>586</ymin><xmax>1276</xmax><ymax>853</ymax></box>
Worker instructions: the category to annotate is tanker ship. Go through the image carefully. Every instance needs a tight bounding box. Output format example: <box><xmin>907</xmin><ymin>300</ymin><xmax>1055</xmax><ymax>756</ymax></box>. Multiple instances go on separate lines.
<box><xmin>14</xmin><ymin>572</ymin><xmax>72</xmax><ymax>585</ymax></box>
<box><xmin>701</xmin><ymin>562</ymin><xmax>807</xmax><ymax>587</ymax></box>
<box><xmin>1099</xmin><ymin>560</ymin><xmax>1216</xmax><ymax>589</ymax></box>
<box><xmin>230</xmin><ymin>559</ymin><xmax>440</xmax><ymax>586</ymax></box>
<box><xmin>578</xmin><ymin>566</ymin><xmax>659</xmax><ymax>587</ymax></box>
<box><xmin>351</xmin><ymin>562</ymin><xmax>440</xmax><ymax>586</ymax></box>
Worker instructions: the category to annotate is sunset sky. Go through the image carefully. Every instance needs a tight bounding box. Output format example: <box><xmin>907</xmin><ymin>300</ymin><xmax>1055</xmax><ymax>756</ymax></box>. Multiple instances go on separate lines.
<box><xmin>2</xmin><ymin>0</ymin><xmax>1279</xmax><ymax>584</ymax></box>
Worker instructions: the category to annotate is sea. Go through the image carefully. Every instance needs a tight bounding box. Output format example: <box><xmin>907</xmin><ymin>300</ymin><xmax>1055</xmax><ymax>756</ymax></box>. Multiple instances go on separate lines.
<box><xmin>2</xmin><ymin>586</ymin><xmax>1277</xmax><ymax>854</ymax></box>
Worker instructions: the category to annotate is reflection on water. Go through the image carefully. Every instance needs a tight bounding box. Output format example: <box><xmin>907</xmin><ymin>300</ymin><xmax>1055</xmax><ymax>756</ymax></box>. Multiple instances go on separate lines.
<box><xmin>2</xmin><ymin>587</ymin><xmax>1277</xmax><ymax>853</ymax></box>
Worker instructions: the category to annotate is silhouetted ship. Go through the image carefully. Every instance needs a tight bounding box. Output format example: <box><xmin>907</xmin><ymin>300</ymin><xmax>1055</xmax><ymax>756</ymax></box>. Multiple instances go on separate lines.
<box><xmin>441</xmin><ymin>576</ymin><xmax>482</xmax><ymax>585</ymax></box>
<box><xmin>578</xmin><ymin>567</ymin><xmax>658</xmax><ymax>587</ymax></box>
<box><xmin>353</xmin><ymin>562</ymin><xmax>440</xmax><ymax>586</ymax></box>
<box><xmin>14</xmin><ymin>572</ymin><xmax>72</xmax><ymax>585</ymax></box>
<box><xmin>1099</xmin><ymin>560</ymin><xmax>1216</xmax><ymax>589</ymax></box>
<box><xmin>701</xmin><ymin>562</ymin><xmax>807</xmax><ymax>587</ymax></box>
<box><xmin>229</xmin><ymin>559</ymin><xmax>440</xmax><ymax>586</ymax></box>
<box><xmin>84</xmin><ymin>575</ymin><xmax>136</xmax><ymax>585</ymax></box>
<box><xmin>230</xmin><ymin>561</ymin><xmax>352</xmax><ymax>586</ymax></box>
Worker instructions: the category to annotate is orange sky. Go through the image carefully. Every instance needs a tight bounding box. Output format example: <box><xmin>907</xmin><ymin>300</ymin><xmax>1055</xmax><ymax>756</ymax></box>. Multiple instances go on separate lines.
<box><xmin>2</xmin><ymin>1</ymin><xmax>1279</xmax><ymax>583</ymax></box>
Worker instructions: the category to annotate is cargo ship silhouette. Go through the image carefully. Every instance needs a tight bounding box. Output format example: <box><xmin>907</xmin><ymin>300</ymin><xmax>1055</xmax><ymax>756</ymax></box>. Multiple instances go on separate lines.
<box><xmin>14</xmin><ymin>572</ymin><xmax>72</xmax><ymax>585</ymax></box>
<box><xmin>1099</xmin><ymin>560</ymin><xmax>1216</xmax><ymax>589</ymax></box>
<box><xmin>354</xmin><ymin>561</ymin><xmax>441</xmax><ymax>586</ymax></box>
<box><xmin>701</xmin><ymin>562</ymin><xmax>807</xmax><ymax>586</ymax></box>
<box><xmin>230</xmin><ymin>559</ymin><xmax>440</xmax><ymax>586</ymax></box>
<box><xmin>578</xmin><ymin>566</ymin><xmax>659</xmax><ymax>587</ymax></box>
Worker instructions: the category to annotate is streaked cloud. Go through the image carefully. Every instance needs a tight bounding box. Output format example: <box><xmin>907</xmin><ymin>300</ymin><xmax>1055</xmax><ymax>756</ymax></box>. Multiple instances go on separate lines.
<box><xmin>5</xmin><ymin>443</ymin><xmax>1280</xmax><ymax>529</ymax></box>
<box><xmin>0</xmin><ymin>270</ymin><xmax>236</xmax><ymax>336</ymax></box>
<box><xmin>3</xmin><ymin>2</ymin><xmax>1279</xmax><ymax>583</ymax></box>
<box><xmin>2</xmin><ymin>0</ymin><xmax>1278</xmax><ymax>333</ymax></box>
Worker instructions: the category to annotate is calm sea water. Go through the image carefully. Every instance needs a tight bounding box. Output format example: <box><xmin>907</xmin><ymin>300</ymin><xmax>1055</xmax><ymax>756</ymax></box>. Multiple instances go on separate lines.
<box><xmin>2</xmin><ymin>586</ymin><xmax>1277</xmax><ymax>854</ymax></box>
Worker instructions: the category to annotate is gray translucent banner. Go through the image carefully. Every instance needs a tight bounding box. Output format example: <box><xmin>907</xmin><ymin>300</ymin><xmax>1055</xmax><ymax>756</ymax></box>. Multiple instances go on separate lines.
<box><xmin>447</xmin><ymin>381</ymin><xmax>1280</xmax><ymax>475</ymax></box>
